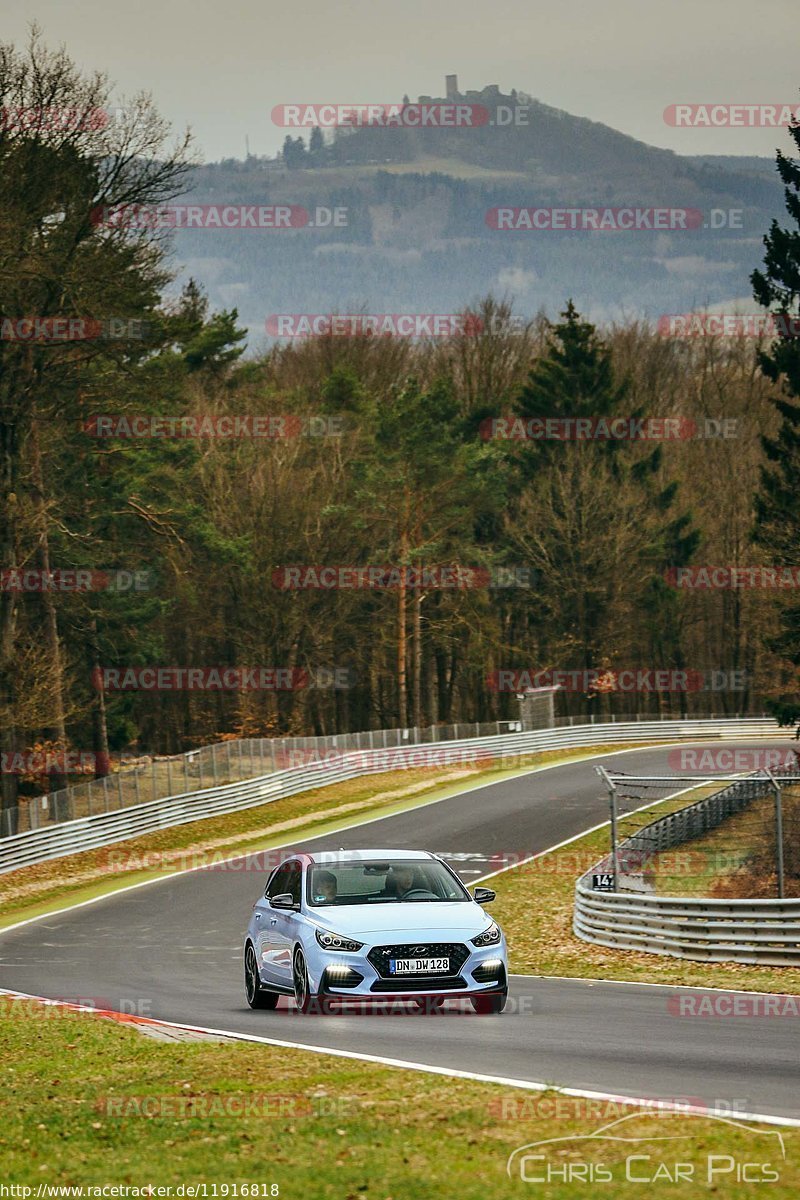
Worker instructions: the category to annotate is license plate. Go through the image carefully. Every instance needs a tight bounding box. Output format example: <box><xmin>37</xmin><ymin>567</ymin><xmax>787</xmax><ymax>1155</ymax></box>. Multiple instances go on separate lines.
<box><xmin>389</xmin><ymin>957</ymin><xmax>450</xmax><ymax>974</ymax></box>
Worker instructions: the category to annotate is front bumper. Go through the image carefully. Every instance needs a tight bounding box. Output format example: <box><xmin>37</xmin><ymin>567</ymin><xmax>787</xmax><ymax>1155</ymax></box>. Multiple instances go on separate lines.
<box><xmin>309</xmin><ymin>937</ymin><xmax>508</xmax><ymax>1000</ymax></box>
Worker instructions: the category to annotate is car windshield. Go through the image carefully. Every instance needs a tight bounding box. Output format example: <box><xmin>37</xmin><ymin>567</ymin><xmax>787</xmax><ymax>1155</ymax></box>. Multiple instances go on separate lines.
<box><xmin>307</xmin><ymin>859</ymin><xmax>470</xmax><ymax>906</ymax></box>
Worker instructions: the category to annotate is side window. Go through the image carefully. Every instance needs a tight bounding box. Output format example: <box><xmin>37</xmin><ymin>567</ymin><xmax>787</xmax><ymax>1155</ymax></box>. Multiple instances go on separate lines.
<box><xmin>284</xmin><ymin>860</ymin><xmax>302</xmax><ymax>904</ymax></box>
<box><xmin>265</xmin><ymin>864</ymin><xmax>290</xmax><ymax>899</ymax></box>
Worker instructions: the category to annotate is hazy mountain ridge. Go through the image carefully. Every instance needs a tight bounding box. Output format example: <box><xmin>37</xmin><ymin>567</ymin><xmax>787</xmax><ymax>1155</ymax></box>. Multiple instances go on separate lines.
<box><xmin>168</xmin><ymin>85</ymin><xmax>786</xmax><ymax>341</ymax></box>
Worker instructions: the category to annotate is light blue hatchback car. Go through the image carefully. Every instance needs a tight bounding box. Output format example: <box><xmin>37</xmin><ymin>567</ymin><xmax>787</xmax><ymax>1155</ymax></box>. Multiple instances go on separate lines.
<box><xmin>244</xmin><ymin>849</ymin><xmax>508</xmax><ymax>1013</ymax></box>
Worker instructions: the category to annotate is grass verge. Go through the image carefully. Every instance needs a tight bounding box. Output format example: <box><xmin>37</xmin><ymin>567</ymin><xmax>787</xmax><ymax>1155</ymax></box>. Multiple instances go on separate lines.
<box><xmin>0</xmin><ymin>996</ymin><xmax>796</xmax><ymax>1196</ymax></box>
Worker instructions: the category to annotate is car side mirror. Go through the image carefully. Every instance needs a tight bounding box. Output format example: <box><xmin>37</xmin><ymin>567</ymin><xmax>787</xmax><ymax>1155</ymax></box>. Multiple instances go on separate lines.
<box><xmin>473</xmin><ymin>886</ymin><xmax>496</xmax><ymax>905</ymax></box>
<box><xmin>270</xmin><ymin>892</ymin><xmax>298</xmax><ymax>910</ymax></box>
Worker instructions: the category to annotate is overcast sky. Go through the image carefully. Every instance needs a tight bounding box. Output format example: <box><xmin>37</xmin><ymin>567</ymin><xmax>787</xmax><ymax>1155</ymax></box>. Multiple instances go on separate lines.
<box><xmin>5</xmin><ymin>0</ymin><xmax>799</xmax><ymax>161</ymax></box>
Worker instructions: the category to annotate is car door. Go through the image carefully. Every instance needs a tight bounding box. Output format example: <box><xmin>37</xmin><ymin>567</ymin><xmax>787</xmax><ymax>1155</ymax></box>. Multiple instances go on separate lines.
<box><xmin>256</xmin><ymin>863</ymin><xmax>291</xmax><ymax>984</ymax></box>
<box><xmin>269</xmin><ymin>859</ymin><xmax>303</xmax><ymax>988</ymax></box>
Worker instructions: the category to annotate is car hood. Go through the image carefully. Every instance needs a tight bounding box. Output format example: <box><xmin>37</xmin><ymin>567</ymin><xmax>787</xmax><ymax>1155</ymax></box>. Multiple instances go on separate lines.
<box><xmin>308</xmin><ymin>901</ymin><xmax>491</xmax><ymax>938</ymax></box>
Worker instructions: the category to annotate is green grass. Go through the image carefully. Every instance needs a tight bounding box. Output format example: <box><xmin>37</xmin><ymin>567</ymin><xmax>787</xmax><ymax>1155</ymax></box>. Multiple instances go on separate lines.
<box><xmin>0</xmin><ymin>744</ymin><xmax>651</xmax><ymax>931</ymax></box>
<box><xmin>491</xmin><ymin>787</ymin><xmax>800</xmax><ymax>993</ymax></box>
<box><xmin>0</xmin><ymin>997</ymin><xmax>796</xmax><ymax>1196</ymax></box>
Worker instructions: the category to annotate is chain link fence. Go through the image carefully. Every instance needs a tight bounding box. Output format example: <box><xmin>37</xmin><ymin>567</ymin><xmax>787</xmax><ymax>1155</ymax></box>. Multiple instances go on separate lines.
<box><xmin>1</xmin><ymin>720</ymin><xmax>526</xmax><ymax>838</ymax></box>
<box><xmin>598</xmin><ymin>763</ymin><xmax>800</xmax><ymax>899</ymax></box>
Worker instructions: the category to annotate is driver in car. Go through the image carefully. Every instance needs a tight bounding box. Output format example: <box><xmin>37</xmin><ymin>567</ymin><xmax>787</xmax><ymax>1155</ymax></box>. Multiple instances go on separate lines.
<box><xmin>392</xmin><ymin>865</ymin><xmax>418</xmax><ymax>898</ymax></box>
<box><xmin>315</xmin><ymin>870</ymin><xmax>338</xmax><ymax>903</ymax></box>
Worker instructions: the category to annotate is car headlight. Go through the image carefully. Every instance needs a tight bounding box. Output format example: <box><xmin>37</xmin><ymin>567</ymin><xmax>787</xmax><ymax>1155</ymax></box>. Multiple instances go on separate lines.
<box><xmin>315</xmin><ymin>929</ymin><xmax>364</xmax><ymax>951</ymax></box>
<box><xmin>471</xmin><ymin>922</ymin><xmax>501</xmax><ymax>947</ymax></box>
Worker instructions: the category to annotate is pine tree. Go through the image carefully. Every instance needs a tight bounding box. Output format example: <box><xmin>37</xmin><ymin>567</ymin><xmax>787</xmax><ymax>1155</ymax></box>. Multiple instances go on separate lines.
<box><xmin>309</xmin><ymin>126</ymin><xmax>325</xmax><ymax>162</ymax></box>
<box><xmin>751</xmin><ymin>116</ymin><xmax>800</xmax><ymax>730</ymax></box>
<box><xmin>510</xmin><ymin>302</ymin><xmax>698</xmax><ymax>710</ymax></box>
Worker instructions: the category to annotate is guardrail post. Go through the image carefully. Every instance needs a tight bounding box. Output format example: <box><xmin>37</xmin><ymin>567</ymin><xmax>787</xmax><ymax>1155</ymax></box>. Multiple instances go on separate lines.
<box><xmin>152</xmin><ymin>759</ymin><xmax>158</xmax><ymax>803</ymax></box>
<box><xmin>212</xmin><ymin>744</ymin><xmax>218</xmax><ymax>786</ymax></box>
<box><xmin>597</xmin><ymin>765</ymin><xmax>619</xmax><ymax>889</ymax></box>
<box><xmin>765</xmin><ymin>769</ymin><xmax>785</xmax><ymax>900</ymax></box>
<box><xmin>184</xmin><ymin>754</ymin><xmax>189</xmax><ymax>794</ymax></box>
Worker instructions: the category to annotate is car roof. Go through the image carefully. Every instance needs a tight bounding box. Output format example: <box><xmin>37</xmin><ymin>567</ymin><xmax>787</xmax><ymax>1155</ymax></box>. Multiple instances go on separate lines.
<box><xmin>306</xmin><ymin>849</ymin><xmax>436</xmax><ymax>865</ymax></box>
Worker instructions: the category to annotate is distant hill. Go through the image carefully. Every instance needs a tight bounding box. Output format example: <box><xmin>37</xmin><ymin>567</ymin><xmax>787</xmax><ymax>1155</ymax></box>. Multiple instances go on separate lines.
<box><xmin>165</xmin><ymin>82</ymin><xmax>786</xmax><ymax>345</ymax></box>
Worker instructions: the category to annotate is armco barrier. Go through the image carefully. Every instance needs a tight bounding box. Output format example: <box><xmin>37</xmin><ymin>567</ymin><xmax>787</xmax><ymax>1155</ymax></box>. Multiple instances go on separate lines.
<box><xmin>574</xmin><ymin>763</ymin><xmax>800</xmax><ymax>965</ymax></box>
<box><xmin>574</xmin><ymin>890</ymin><xmax>800</xmax><ymax>967</ymax></box>
<box><xmin>0</xmin><ymin>716</ymin><xmax>783</xmax><ymax>875</ymax></box>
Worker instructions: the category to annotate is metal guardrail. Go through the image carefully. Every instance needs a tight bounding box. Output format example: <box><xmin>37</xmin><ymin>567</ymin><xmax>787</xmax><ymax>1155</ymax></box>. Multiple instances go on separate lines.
<box><xmin>5</xmin><ymin>710</ymin><xmax>770</xmax><ymax>838</ymax></box>
<box><xmin>574</xmin><ymin>891</ymin><xmax>800</xmax><ymax>966</ymax></box>
<box><xmin>574</xmin><ymin>765</ymin><xmax>800</xmax><ymax>965</ymax></box>
<box><xmin>0</xmin><ymin>716</ymin><xmax>782</xmax><ymax>875</ymax></box>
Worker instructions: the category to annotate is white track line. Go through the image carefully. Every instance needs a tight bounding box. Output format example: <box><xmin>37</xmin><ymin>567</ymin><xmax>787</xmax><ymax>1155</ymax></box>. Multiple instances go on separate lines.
<box><xmin>2</xmin><ymin>986</ymin><xmax>799</xmax><ymax>1131</ymax></box>
<box><xmin>509</xmin><ymin>974</ymin><xmax>800</xmax><ymax>996</ymax></box>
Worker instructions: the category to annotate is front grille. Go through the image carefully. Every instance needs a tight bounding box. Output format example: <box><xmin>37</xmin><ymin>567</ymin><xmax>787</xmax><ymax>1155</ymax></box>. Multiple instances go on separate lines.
<box><xmin>367</xmin><ymin>942</ymin><xmax>470</xmax><ymax>979</ymax></box>
<box><xmin>370</xmin><ymin>976</ymin><xmax>467</xmax><ymax>992</ymax></box>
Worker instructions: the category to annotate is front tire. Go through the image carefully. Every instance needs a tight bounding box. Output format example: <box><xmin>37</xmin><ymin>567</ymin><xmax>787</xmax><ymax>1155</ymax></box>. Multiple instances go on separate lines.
<box><xmin>245</xmin><ymin>942</ymin><xmax>279</xmax><ymax>1010</ymax></box>
<box><xmin>471</xmin><ymin>989</ymin><xmax>507</xmax><ymax>1015</ymax></box>
<box><xmin>293</xmin><ymin>948</ymin><xmax>329</xmax><ymax>1014</ymax></box>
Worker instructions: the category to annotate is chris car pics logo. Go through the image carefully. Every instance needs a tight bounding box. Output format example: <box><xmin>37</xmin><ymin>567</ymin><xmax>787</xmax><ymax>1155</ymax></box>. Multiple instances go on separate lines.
<box><xmin>506</xmin><ymin>1112</ymin><xmax>785</xmax><ymax>1184</ymax></box>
